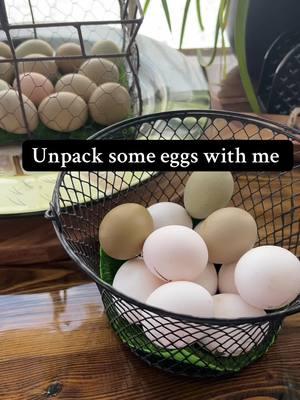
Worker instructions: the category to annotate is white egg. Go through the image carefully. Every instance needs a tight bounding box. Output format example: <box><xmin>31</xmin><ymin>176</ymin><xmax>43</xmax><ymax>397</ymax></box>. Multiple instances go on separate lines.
<box><xmin>199</xmin><ymin>294</ymin><xmax>267</xmax><ymax>356</ymax></box>
<box><xmin>147</xmin><ymin>202</ymin><xmax>193</xmax><ymax>230</ymax></box>
<box><xmin>142</xmin><ymin>281</ymin><xmax>213</xmax><ymax>348</ymax></box>
<box><xmin>112</xmin><ymin>257</ymin><xmax>164</xmax><ymax>323</ymax></box>
<box><xmin>143</xmin><ymin>225</ymin><xmax>208</xmax><ymax>281</ymax></box>
<box><xmin>218</xmin><ymin>262</ymin><xmax>239</xmax><ymax>294</ymax></box>
<box><xmin>194</xmin><ymin>262</ymin><xmax>218</xmax><ymax>295</ymax></box>
<box><xmin>235</xmin><ymin>246</ymin><xmax>300</xmax><ymax>310</ymax></box>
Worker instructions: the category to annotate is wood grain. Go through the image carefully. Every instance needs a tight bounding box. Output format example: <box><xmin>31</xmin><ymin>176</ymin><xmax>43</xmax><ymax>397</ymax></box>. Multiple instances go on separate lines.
<box><xmin>1</xmin><ymin>262</ymin><xmax>300</xmax><ymax>400</ymax></box>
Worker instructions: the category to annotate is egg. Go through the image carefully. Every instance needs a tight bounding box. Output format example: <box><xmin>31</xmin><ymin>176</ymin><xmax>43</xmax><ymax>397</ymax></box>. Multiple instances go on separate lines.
<box><xmin>91</xmin><ymin>40</ymin><xmax>122</xmax><ymax>67</ymax></box>
<box><xmin>147</xmin><ymin>202</ymin><xmax>193</xmax><ymax>230</ymax></box>
<box><xmin>38</xmin><ymin>92</ymin><xmax>88</xmax><ymax>132</ymax></box>
<box><xmin>184</xmin><ymin>171</ymin><xmax>234</xmax><ymax>219</ymax></box>
<box><xmin>15</xmin><ymin>39</ymin><xmax>54</xmax><ymax>58</ymax></box>
<box><xmin>55</xmin><ymin>74</ymin><xmax>97</xmax><ymax>102</ymax></box>
<box><xmin>112</xmin><ymin>257</ymin><xmax>164</xmax><ymax>323</ymax></box>
<box><xmin>18</xmin><ymin>54</ymin><xmax>58</xmax><ymax>81</ymax></box>
<box><xmin>0</xmin><ymin>56</ymin><xmax>14</xmax><ymax>83</ymax></box>
<box><xmin>0</xmin><ymin>42</ymin><xmax>12</xmax><ymax>59</ymax></box>
<box><xmin>194</xmin><ymin>262</ymin><xmax>218</xmax><ymax>295</ymax></box>
<box><xmin>89</xmin><ymin>83</ymin><xmax>130</xmax><ymax>125</ymax></box>
<box><xmin>218</xmin><ymin>262</ymin><xmax>239</xmax><ymax>294</ymax></box>
<box><xmin>0</xmin><ymin>79</ymin><xmax>10</xmax><ymax>91</ymax></box>
<box><xmin>235</xmin><ymin>246</ymin><xmax>300</xmax><ymax>310</ymax></box>
<box><xmin>143</xmin><ymin>225</ymin><xmax>208</xmax><ymax>281</ymax></box>
<box><xmin>0</xmin><ymin>89</ymin><xmax>38</xmax><ymax>133</ymax></box>
<box><xmin>199</xmin><ymin>294</ymin><xmax>267</xmax><ymax>356</ymax></box>
<box><xmin>79</xmin><ymin>58</ymin><xmax>119</xmax><ymax>85</ymax></box>
<box><xmin>142</xmin><ymin>281</ymin><xmax>214</xmax><ymax>348</ymax></box>
<box><xmin>55</xmin><ymin>42</ymin><xmax>83</xmax><ymax>73</ymax></box>
<box><xmin>13</xmin><ymin>72</ymin><xmax>54</xmax><ymax>106</ymax></box>
<box><xmin>196</xmin><ymin>207</ymin><xmax>257</xmax><ymax>264</ymax></box>
<box><xmin>99</xmin><ymin>203</ymin><xmax>153</xmax><ymax>260</ymax></box>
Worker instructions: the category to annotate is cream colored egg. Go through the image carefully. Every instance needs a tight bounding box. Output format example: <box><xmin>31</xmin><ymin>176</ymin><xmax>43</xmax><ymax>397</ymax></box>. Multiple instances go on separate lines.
<box><xmin>55</xmin><ymin>74</ymin><xmax>97</xmax><ymax>102</ymax></box>
<box><xmin>91</xmin><ymin>40</ymin><xmax>122</xmax><ymax>67</ymax></box>
<box><xmin>196</xmin><ymin>207</ymin><xmax>257</xmax><ymax>264</ymax></box>
<box><xmin>143</xmin><ymin>281</ymin><xmax>214</xmax><ymax>348</ymax></box>
<box><xmin>199</xmin><ymin>294</ymin><xmax>267</xmax><ymax>356</ymax></box>
<box><xmin>18</xmin><ymin>54</ymin><xmax>58</xmax><ymax>81</ymax></box>
<box><xmin>55</xmin><ymin>42</ymin><xmax>83</xmax><ymax>73</ymax></box>
<box><xmin>0</xmin><ymin>42</ymin><xmax>12</xmax><ymax>59</ymax></box>
<box><xmin>0</xmin><ymin>56</ymin><xmax>14</xmax><ymax>83</ymax></box>
<box><xmin>112</xmin><ymin>257</ymin><xmax>164</xmax><ymax>323</ymax></box>
<box><xmin>38</xmin><ymin>92</ymin><xmax>88</xmax><ymax>132</ymax></box>
<box><xmin>218</xmin><ymin>262</ymin><xmax>239</xmax><ymax>294</ymax></box>
<box><xmin>194</xmin><ymin>262</ymin><xmax>218</xmax><ymax>295</ymax></box>
<box><xmin>147</xmin><ymin>202</ymin><xmax>193</xmax><ymax>230</ymax></box>
<box><xmin>184</xmin><ymin>172</ymin><xmax>234</xmax><ymax>219</ymax></box>
<box><xmin>0</xmin><ymin>79</ymin><xmax>10</xmax><ymax>91</ymax></box>
<box><xmin>89</xmin><ymin>83</ymin><xmax>130</xmax><ymax>126</ymax></box>
<box><xmin>79</xmin><ymin>58</ymin><xmax>119</xmax><ymax>85</ymax></box>
<box><xmin>13</xmin><ymin>72</ymin><xmax>54</xmax><ymax>106</ymax></box>
<box><xmin>16</xmin><ymin>39</ymin><xmax>54</xmax><ymax>58</ymax></box>
<box><xmin>235</xmin><ymin>246</ymin><xmax>300</xmax><ymax>310</ymax></box>
<box><xmin>143</xmin><ymin>225</ymin><xmax>208</xmax><ymax>281</ymax></box>
<box><xmin>0</xmin><ymin>89</ymin><xmax>38</xmax><ymax>133</ymax></box>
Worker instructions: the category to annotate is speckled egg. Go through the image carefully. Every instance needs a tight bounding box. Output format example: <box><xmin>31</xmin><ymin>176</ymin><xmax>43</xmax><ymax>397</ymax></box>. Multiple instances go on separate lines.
<box><xmin>79</xmin><ymin>58</ymin><xmax>119</xmax><ymax>85</ymax></box>
<box><xmin>0</xmin><ymin>42</ymin><xmax>12</xmax><ymax>59</ymax></box>
<box><xmin>16</xmin><ymin>39</ymin><xmax>54</xmax><ymax>58</ymax></box>
<box><xmin>38</xmin><ymin>92</ymin><xmax>88</xmax><ymax>132</ymax></box>
<box><xmin>0</xmin><ymin>56</ymin><xmax>14</xmax><ymax>83</ymax></box>
<box><xmin>13</xmin><ymin>72</ymin><xmax>54</xmax><ymax>106</ymax></box>
<box><xmin>0</xmin><ymin>89</ymin><xmax>38</xmax><ymax>133</ymax></box>
<box><xmin>91</xmin><ymin>40</ymin><xmax>122</xmax><ymax>67</ymax></box>
<box><xmin>55</xmin><ymin>74</ymin><xmax>97</xmax><ymax>102</ymax></box>
<box><xmin>55</xmin><ymin>42</ymin><xmax>83</xmax><ymax>73</ymax></box>
<box><xmin>18</xmin><ymin>54</ymin><xmax>58</xmax><ymax>81</ymax></box>
<box><xmin>89</xmin><ymin>83</ymin><xmax>130</xmax><ymax>126</ymax></box>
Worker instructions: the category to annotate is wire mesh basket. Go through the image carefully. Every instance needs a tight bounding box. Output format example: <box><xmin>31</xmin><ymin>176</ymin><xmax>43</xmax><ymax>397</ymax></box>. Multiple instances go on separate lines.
<box><xmin>47</xmin><ymin>110</ymin><xmax>300</xmax><ymax>378</ymax></box>
<box><xmin>0</xmin><ymin>0</ymin><xmax>142</xmax><ymax>145</ymax></box>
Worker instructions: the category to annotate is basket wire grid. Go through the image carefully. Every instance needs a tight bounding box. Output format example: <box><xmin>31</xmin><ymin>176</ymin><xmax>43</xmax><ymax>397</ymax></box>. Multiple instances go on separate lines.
<box><xmin>0</xmin><ymin>0</ymin><xmax>143</xmax><ymax>141</ymax></box>
<box><xmin>48</xmin><ymin>110</ymin><xmax>300</xmax><ymax>377</ymax></box>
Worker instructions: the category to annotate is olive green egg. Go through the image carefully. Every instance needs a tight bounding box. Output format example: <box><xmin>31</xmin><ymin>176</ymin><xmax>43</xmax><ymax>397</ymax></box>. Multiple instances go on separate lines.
<box><xmin>196</xmin><ymin>207</ymin><xmax>257</xmax><ymax>264</ymax></box>
<box><xmin>99</xmin><ymin>203</ymin><xmax>154</xmax><ymax>260</ymax></box>
<box><xmin>184</xmin><ymin>171</ymin><xmax>234</xmax><ymax>219</ymax></box>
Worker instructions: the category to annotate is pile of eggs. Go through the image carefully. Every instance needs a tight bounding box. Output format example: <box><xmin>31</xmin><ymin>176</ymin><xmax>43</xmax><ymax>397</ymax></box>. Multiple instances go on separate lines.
<box><xmin>99</xmin><ymin>171</ymin><xmax>300</xmax><ymax>355</ymax></box>
<box><xmin>0</xmin><ymin>39</ymin><xmax>131</xmax><ymax>134</ymax></box>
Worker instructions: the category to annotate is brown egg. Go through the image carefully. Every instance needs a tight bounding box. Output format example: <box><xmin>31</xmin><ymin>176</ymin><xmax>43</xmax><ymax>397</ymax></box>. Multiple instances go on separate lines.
<box><xmin>89</xmin><ymin>83</ymin><xmax>130</xmax><ymax>125</ymax></box>
<box><xmin>0</xmin><ymin>89</ymin><xmax>38</xmax><ymax>134</ymax></box>
<box><xmin>55</xmin><ymin>43</ymin><xmax>83</xmax><ymax>73</ymax></box>
<box><xmin>38</xmin><ymin>92</ymin><xmax>88</xmax><ymax>132</ymax></box>
<box><xmin>18</xmin><ymin>54</ymin><xmax>58</xmax><ymax>81</ymax></box>
<box><xmin>0</xmin><ymin>42</ymin><xmax>12</xmax><ymax>59</ymax></box>
<box><xmin>13</xmin><ymin>72</ymin><xmax>54</xmax><ymax>106</ymax></box>
<box><xmin>99</xmin><ymin>203</ymin><xmax>154</xmax><ymax>260</ymax></box>
<box><xmin>55</xmin><ymin>73</ymin><xmax>97</xmax><ymax>102</ymax></box>
<box><xmin>16</xmin><ymin>39</ymin><xmax>54</xmax><ymax>58</ymax></box>
<box><xmin>0</xmin><ymin>56</ymin><xmax>14</xmax><ymax>83</ymax></box>
<box><xmin>91</xmin><ymin>40</ymin><xmax>122</xmax><ymax>67</ymax></box>
<box><xmin>79</xmin><ymin>58</ymin><xmax>119</xmax><ymax>85</ymax></box>
<box><xmin>196</xmin><ymin>207</ymin><xmax>257</xmax><ymax>264</ymax></box>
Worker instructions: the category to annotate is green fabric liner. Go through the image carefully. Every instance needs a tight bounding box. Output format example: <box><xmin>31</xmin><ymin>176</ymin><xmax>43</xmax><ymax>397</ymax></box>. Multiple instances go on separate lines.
<box><xmin>99</xmin><ymin>248</ymin><xmax>278</xmax><ymax>372</ymax></box>
<box><xmin>234</xmin><ymin>0</ymin><xmax>261</xmax><ymax>113</ymax></box>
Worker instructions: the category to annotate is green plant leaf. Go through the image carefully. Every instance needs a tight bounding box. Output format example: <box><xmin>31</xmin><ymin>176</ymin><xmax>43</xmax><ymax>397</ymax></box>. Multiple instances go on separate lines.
<box><xmin>143</xmin><ymin>0</ymin><xmax>151</xmax><ymax>14</ymax></box>
<box><xmin>179</xmin><ymin>0</ymin><xmax>192</xmax><ymax>49</ymax></box>
<box><xmin>161</xmin><ymin>0</ymin><xmax>172</xmax><ymax>32</ymax></box>
<box><xmin>99</xmin><ymin>248</ymin><xmax>126</xmax><ymax>285</ymax></box>
<box><xmin>196</xmin><ymin>0</ymin><xmax>204</xmax><ymax>31</ymax></box>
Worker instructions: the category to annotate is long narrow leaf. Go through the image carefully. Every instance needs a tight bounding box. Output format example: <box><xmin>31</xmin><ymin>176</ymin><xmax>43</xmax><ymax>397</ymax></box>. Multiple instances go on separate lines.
<box><xmin>196</xmin><ymin>0</ymin><xmax>204</xmax><ymax>31</ymax></box>
<box><xmin>179</xmin><ymin>0</ymin><xmax>192</xmax><ymax>49</ymax></box>
<box><xmin>161</xmin><ymin>0</ymin><xmax>172</xmax><ymax>32</ymax></box>
<box><xmin>143</xmin><ymin>0</ymin><xmax>151</xmax><ymax>14</ymax></box>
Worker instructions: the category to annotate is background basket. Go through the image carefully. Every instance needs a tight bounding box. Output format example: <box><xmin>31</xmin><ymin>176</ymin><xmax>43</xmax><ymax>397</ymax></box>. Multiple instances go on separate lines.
<box><xmin>0</xmin><ymin>0</ymin><xmax>142</xmax><ymax>144</ymax></box>
<box><xmin>48</xmin><ymin>110</ymin><xmax>300</xmax><ymax>378</ymax></box>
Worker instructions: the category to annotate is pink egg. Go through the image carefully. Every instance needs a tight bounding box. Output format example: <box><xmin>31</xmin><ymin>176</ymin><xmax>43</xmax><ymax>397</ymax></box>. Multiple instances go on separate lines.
<box><xmin>218</xmin><ymin>262</ymin><xmax>239</xmax><ymax>294</ymax></box>
<box><xmin>143</xmin><ymin>225</ymin><xmax>208</xmax><ymax>281</ymax></box>
<box><xmin>194</xmin><ymin>262</ymin><xmax>218</xmax><ymax>295</ymax></box>
<box><xmin>13</xmin><ymin>72</ymin><xmax>54</xmax><ymax>106</ymax></box>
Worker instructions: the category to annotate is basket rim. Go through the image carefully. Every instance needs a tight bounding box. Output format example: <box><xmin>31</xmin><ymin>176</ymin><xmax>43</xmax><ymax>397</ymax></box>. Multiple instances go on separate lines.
<box><xmin>50</xmin><ymin>109</ymin><xmax>300</xmax><ymax>326</ymax></box>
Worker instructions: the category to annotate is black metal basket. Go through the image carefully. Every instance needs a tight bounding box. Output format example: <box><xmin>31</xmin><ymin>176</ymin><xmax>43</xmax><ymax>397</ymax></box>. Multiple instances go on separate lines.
<box><xmin>47</xmin><ymin>110</ymin><xmax>300</xmax><ymax>378</ymax></box>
